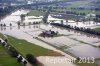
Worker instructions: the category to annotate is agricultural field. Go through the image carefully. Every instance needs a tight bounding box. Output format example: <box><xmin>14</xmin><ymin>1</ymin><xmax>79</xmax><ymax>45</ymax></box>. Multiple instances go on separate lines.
<box><xmin>27</xmin><ymin>10</ymin><xmax>46</xmax><ymax>16</ymax></box>
<box><xmin>53</xmin><ymin>0</ymin><xmax>100</xmax><ymax>15</ymax></box>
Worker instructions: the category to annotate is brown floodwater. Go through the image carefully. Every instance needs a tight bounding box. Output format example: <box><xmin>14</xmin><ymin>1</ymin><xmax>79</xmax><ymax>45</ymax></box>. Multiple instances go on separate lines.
<box><xmin>0</xmin><ymin>10</ymin><xmax>100</xmax><ymax>60</ymax></box>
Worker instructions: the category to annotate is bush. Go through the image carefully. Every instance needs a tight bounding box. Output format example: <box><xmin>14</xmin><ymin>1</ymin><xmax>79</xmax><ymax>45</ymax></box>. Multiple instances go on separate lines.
<box><xmin>4</xmin><ymin>39</ymin><xmax>7</xmax><ymax>42</ymax></box>
<box><xmin>0</xmin><ymin>40</ymin><xmax>1</xmax><ymax>43</ymax></box>
<box><xmin>9</xmin><ymin>47</ymin><xmax>18</xmax><ymax>57</ymax></box>
<box><xmin>26</xmin><ymin>54</ymin><xmax>37</xmax><ymax>65</ymax></box>
<box><xmin>51</xmin><ymin>23</ymin><xmax>100</xmax><ymax>36</ymax></box>
<box><xmin>2</xmin><ymin>42</ymin><xmax>6</xmax><ymax>46</ymax></box>
<box><xmin>23</xmin><ymin>60</ymin><xmax>27</xmax><ymax>65</ymax></box>
<box><xmin>17</xmin><ymin>56</ymin><xmax>23</xmax><ymax>62</ymax></box>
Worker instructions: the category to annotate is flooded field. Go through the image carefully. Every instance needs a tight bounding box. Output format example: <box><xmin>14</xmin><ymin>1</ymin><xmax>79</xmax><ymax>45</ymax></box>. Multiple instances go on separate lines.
<box><xmin>0</xmin><ymin>10</ymin><xmax>100</xmax><ymax>60</ymax></box>
<box><xmin>38</xmin><ymin>24</ymin><xmax>100</xmax><ymax>59</ymax></box>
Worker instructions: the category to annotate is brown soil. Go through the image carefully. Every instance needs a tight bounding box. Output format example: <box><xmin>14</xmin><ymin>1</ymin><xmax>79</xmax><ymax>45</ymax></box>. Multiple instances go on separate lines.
<box><xmin>45</xmin><ymin>51</ymin><xmax>64</xmax><ymax>56</ymax></box>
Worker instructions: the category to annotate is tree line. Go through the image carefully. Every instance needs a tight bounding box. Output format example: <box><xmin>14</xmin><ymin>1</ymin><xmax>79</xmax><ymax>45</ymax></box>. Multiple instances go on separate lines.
<box><xmin>51</xmin><ymin>23</ymin><xmax>100</xmax><ymax>36</ymax></box>
<box><xmin>0</xmin><ymin>6</ymin><xmax>16</xmax><ymax>19</ymax></box>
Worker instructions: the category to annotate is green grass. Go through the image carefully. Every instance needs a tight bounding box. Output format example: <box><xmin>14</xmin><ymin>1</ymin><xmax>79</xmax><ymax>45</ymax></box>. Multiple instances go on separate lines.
<box><xmin>0</xmin><ymin>45</ymin><xmax>23</xmax><ymax>66</ymax></box>
<box><xmin>54</xmin><ymin>0</ymin><xmax>100</xmax><ymax>15</ymax></box>
<box><xmin>0</xmin><ymin>33</ymin><xmax>6</xmax><ymax>40</ymax></box>
<box><xmin>94</xmin><ymin>27</ymin><xmax>100</xmax><ymax>32</ymax></box>
<box><xmin>0</xmin><ymin>33</ymin><xmax>22</xmax><ymax>66</ymax></box>
<box><xmin>7</xmin><ymin>35</ymin><xmax>52</xmax><ymax>57</ymax></box>
<box><xmin>27</xmin><ymin>10</ymin><xmax>46</xmax><ymax>16</ymax></box>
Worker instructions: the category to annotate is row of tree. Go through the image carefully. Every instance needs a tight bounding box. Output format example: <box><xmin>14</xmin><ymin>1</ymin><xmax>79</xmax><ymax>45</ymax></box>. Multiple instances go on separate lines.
<box><xmin>0</xmin><ymin>39</ymin><xmax>27</xmax><ymax>65</ymax></box>
<box><xmin>51</xmin><ymin>23</ymin><xmax>100</xmax><ymax>36</ymax></box>
<box><xmin>0</xmin><ymin>6</ymin><xmax>15</xmax><ymax>19</ymax></box>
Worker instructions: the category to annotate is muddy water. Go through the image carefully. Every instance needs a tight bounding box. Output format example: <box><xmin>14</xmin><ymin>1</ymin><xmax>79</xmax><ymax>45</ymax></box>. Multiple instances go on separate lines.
<box><xmin>65</xmin><ymin>44</ymin><xmax>100</xmax><ymax>58</ymax></box>
<box><xmin>0</xmin><ymin>10</ymin><xmax>100</xmax><ymax>59</ymax></box>
<box><xmin>38</xmin><ymin>24</ymin><xmax>100</xmax><ymax>59</ymax></box>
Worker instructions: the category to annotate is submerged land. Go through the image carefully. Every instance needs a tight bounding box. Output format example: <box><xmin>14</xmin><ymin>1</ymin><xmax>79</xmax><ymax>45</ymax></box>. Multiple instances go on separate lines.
<box><xmin>0</xmin><ymin>0</ymin><xmax>100</xmax><ymax>66</ymax></box>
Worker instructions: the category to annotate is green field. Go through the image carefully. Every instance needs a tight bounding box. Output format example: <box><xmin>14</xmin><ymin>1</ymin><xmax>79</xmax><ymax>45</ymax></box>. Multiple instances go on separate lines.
<box><xmin>65</xmin><ymin>1</ymin><xmax>93</xmax><ymax>14</ymax></box>
<box><xmin>94</xmin><ymin>27</ymin><xmax>100</xmax><ymax>32</ymax></box>
<box><xmin>7</xmin><ymin>36</ymin><xmax>52</xmax><ymax>57</ymax></box>
<box><xmin>27</xmin><ymin>10</ymin><xmax>46</xmax><ymax>16</ymax></box>
<box><xmin>0</xmin><ymin>33</ymin><xmax>22</xmax><ymax>66</ymax></box>
<box><xmin>0</xmin><ymin>33</ymin><xmax>6</xmax><ymax>40</ymax></box>
<box><xmin>53</xmin><ymin>0</ymin><xmax>100</xmax><ymax>15</ymax></box>
<box><xmin>0</xmin><ymin>45</ymin><xmax>23</xmax><ymax>66</ymax></box>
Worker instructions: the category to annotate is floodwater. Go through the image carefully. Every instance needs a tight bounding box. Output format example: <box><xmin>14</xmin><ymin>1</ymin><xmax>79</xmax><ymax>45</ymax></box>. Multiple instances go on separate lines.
<box><xmin>0</xmin><ymin>10</ymin><xmax>100</xmax><ymax>60</ymax></box>
<box><xmin>0</xmin><ymin>10</ymin><xmax>76</xmax><ymax>59</ymax></box>
<box><xmin>48</xmin><ymin>15</ymin><xmax>100</xmax><ymax>29</ymax></box>
<box><xmin>38</xmin><ymin>24</ymin><xmax>100</xmax><ymax>59</ymax></box>
<box><xmin>65</xmin><ymin>44</ymin><xmax>100</xmax><ymax>58</ymax></box>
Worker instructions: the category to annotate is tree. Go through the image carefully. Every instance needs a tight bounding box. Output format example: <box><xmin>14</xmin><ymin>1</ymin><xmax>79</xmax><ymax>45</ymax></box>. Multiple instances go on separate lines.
<box><xmin>2</xmin><ymin>42</ymin><xmax>6</xmax><ymax>46</ymax></box>
<box><xmin>0</xmin><ymin>40</ymin><xmax>1</xmax><ymax>43</ymax></box>
<box><xmin>17</xmin><ymin>21</ymin><xmax>20</xmax><ymax>26</ymax></box>
<box><xmin>4</xmin><ymin>39</ymin><xmax>7</xmax><ymax>42</ymax></box>
<box><xmin>9</xmin><ymin>47</ymin><xmax>18</xmax><ymax>57</ymax></box>
<box><xmin>66</xmin><ymin>19</ymin><xmax>68</xmax><ymax>25</ymax></box>
<box><xmin>76</xmin><ymin>19</ymin><xmax>79</xmax><ymax>25</ymax></box>
<box><xmin>23</xmin><ymin>60</ymin><xmax>27</xmax><ymax>65</ymax></box>
<box><xmin>20</xmin><ymin>14</ymin><xmax>25</xmax><ymax>22</ymax></box>
<box><xmin>61</xmin><ymin>20</ymin><xmax>63</xmax><ymax>25</ymax></box>
<box><xmin>17</xmin><ymin>56</ymin><xmax>23</xmax><ymax>62</ymax></box>
<box><xmin>42</xmin><ymin>8</ymin><xmax>50</xmax><ymax>23</ymax></box>
<box><xmin>26</xmin><ymin>54</ymin><xmax>37</xmax><ymax>65</ymax></box>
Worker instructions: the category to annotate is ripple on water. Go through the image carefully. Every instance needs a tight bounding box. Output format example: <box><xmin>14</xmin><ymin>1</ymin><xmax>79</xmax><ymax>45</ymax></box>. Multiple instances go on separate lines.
<box><xmin>65</xmin><ymin>44</ymin><xmax>100</xmax><ymax>59</ymax></box>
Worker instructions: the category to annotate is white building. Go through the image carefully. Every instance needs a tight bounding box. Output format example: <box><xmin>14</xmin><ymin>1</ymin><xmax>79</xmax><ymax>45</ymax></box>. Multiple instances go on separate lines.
<box><xmin>21</xmin><ymin>16</ymin><xmax>43</xmax><ymax>25</ymax></box>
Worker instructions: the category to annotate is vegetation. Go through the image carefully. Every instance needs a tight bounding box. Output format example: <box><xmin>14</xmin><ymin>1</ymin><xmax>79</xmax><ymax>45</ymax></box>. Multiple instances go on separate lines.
<box><xmin>51</xmin><ymin>23</ymin><xmax>100</xmax><ymax>36</ymax></box>
<box><xmin>0</xmin><ymin>33</ymin><xmax>23</xmax><ymax>66</ymax></box>
<box><xmin>9</xmin><ymin>47</ymin><xmax>19</xmax><ymax>57</ymax></box>
<box><xmin>7</xmin><ymin>35</ymin><xmax>52</xmax><ymax>57</ymax></box>
<box><xmin>94</xmin><ymin>27</ymin><xmax>100</xmax><ymax>32</ymax></box>
<box><xmin>20</xmin><ymin>14</ymin><xmax>25</xmax><ymax>22</ymax></box>
<box><xmin>0</xmin><ymin>6</ymin><xmax>15</xmax><ymax>19</ymax></box>
<box><xmin>0</xmin><ymin>43</ymin><xmax>23</xmax><ymax>66</ymax></box>
<box><xmin>0</xmin><ymin>33</ymin><xmax>6</xmax><ymax>40</ymax></box>
<box><xmin>0</xmin><ymin>33</ymin><xmax>61</xmax><ymax>66</ymax></box>
<box><xmin>27</xmin><ymin>10</ymin><xmax>46</xmax><ymax>16</ymax></box>
<box><xmin>26</xmin><ymin>54</ymin><xmax>37</xmax><ymax>65</ymax></box>
<box><xmin>42</xmin><ymin>10</ymin><xmax>49</xmax><ymax>23</ymax></box>
<box><xmin>39</xmin><ymin>30</ymin><xmax>59</xmax><ymax>37</ymax></box>
<box><xmin>17</xmin><ymin>56</ymin><xmax>23</xmax><ymax>63</ymax></box>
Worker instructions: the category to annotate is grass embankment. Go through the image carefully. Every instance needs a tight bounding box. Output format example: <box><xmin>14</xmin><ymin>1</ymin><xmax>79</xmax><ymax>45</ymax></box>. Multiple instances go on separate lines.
<box><xmin>27</xmin><ymin>10</ymin><xmax>46</xmax><ymax>16</ymax></box>
<box><xmin>0</xmin><ymin>33</ymin><xmax>23</xmax><ymax>66</ymax></box>
<box><xmin>0</xmin><ymin>33</ymin><xmax>6</xmax><ymax>40</ymax></box>
<box><xmin>94</xmin><ymin>27</ymin><xmax>100</xmax><ymax>32</ymax></box>
<box><xmin>0</xmin><ymin>45</ymin><xmax>23</xmax><ymax>66</ymax></box>
<box><xmin>7</xmin><ymin>36</ymin><xmax>61</xmax><ymax>57</ymax></box>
